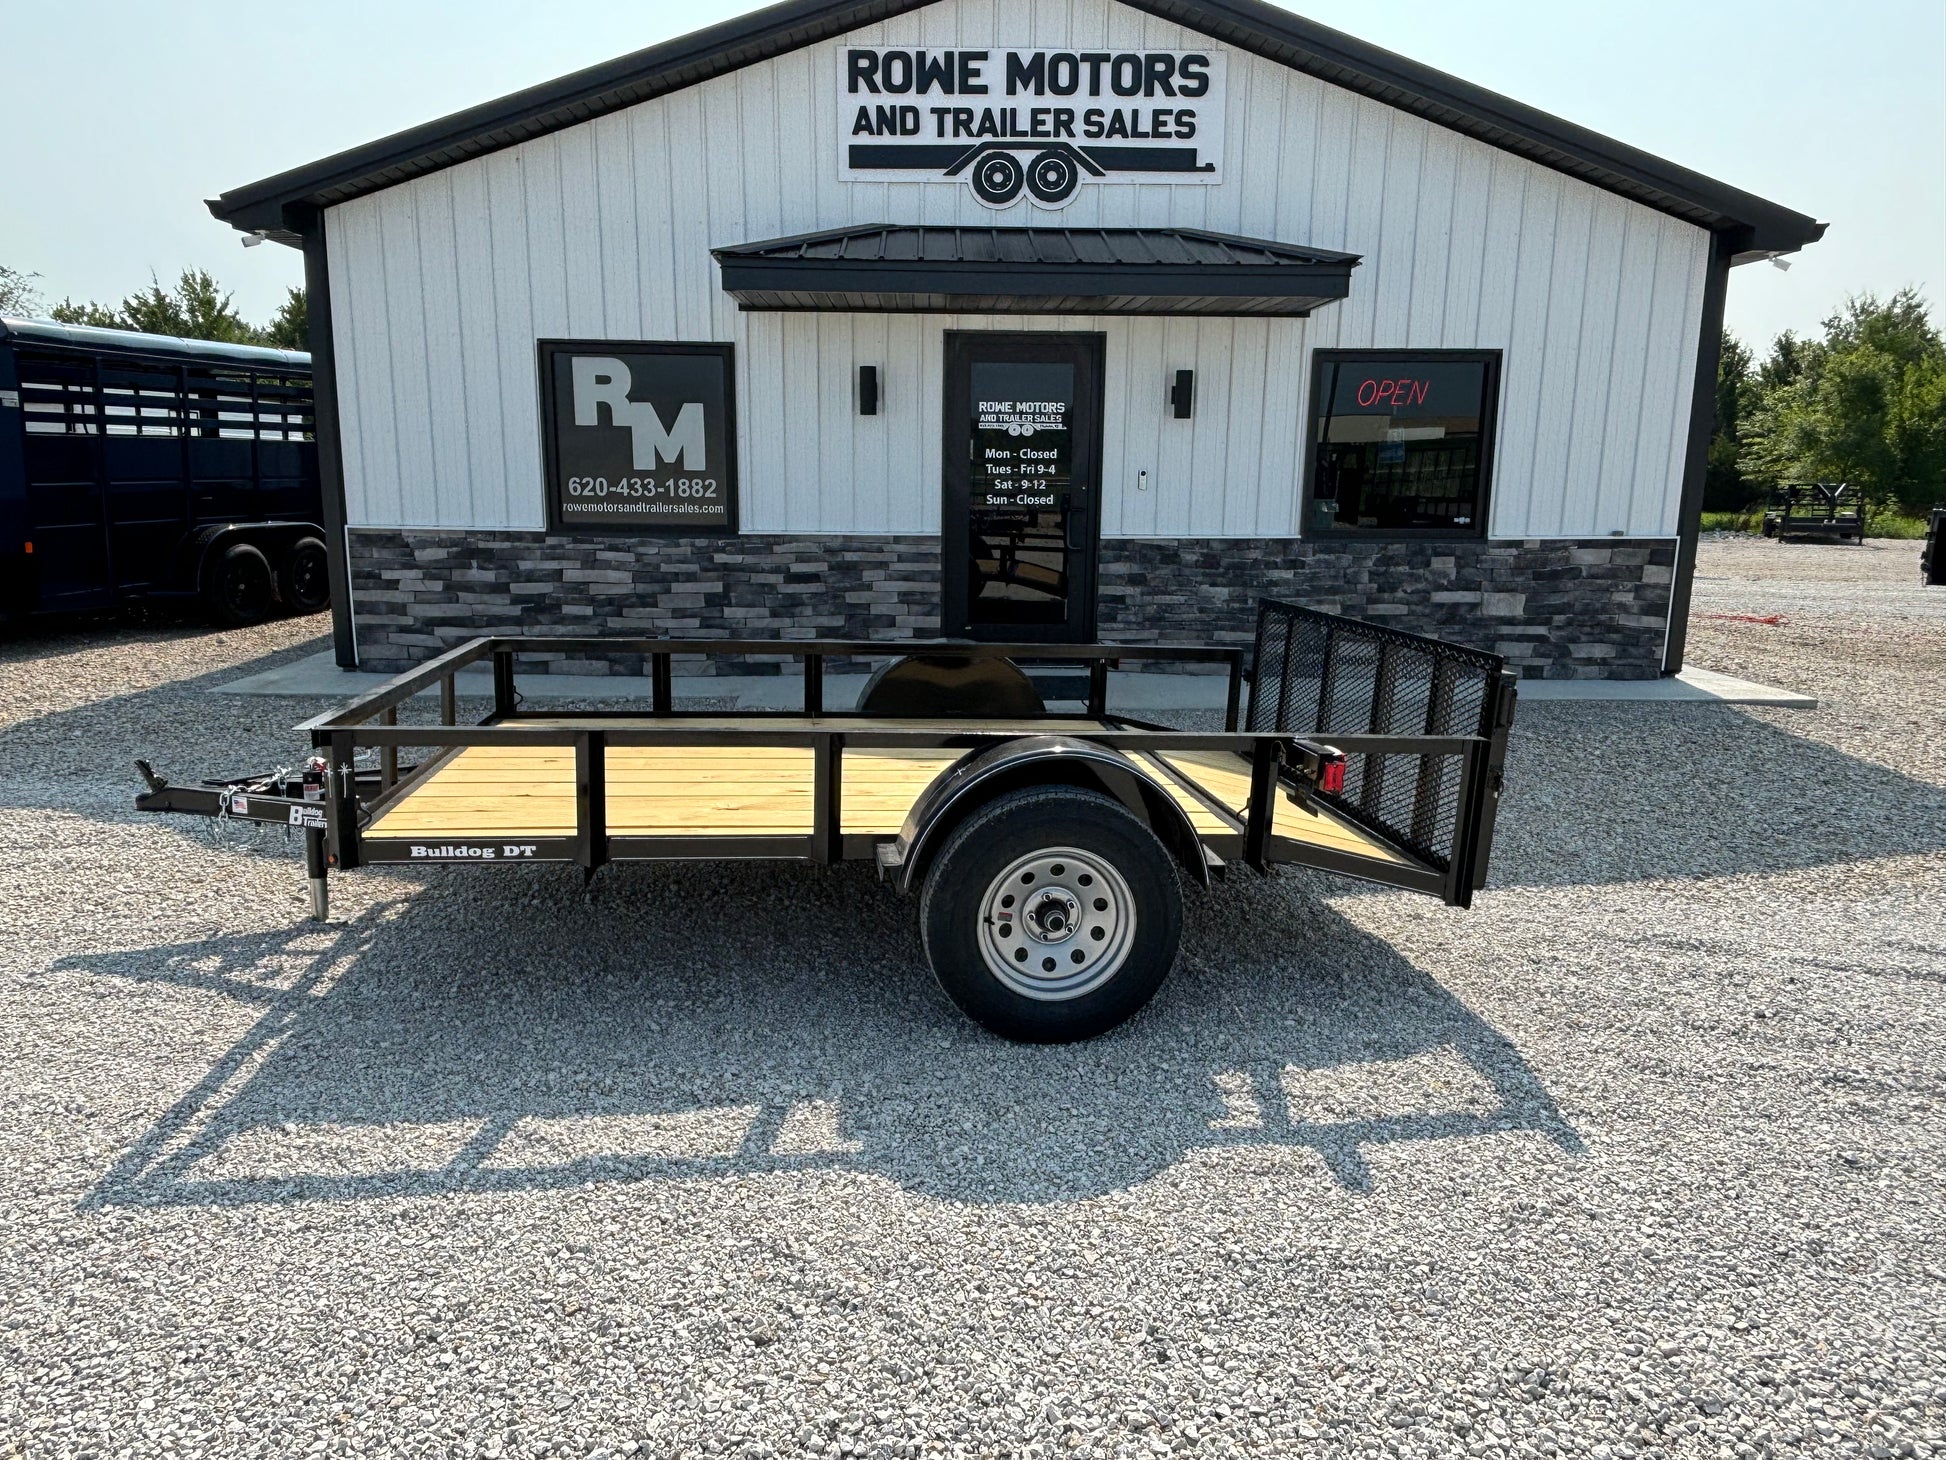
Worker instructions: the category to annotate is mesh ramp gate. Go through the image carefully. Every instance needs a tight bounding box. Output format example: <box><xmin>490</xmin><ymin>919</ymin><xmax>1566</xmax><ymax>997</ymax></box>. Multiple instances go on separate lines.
<box><xmin>1246</xmin><ymin>598</ymin><xmax>1516</xmax><ymax>892</ymax></box>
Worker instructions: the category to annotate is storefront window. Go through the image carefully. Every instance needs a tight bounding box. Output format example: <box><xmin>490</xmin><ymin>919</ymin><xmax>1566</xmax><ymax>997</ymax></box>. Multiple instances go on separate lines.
<box><xmin>1303</xmin><ymin>350</ymin><xmax>1500</xmax><ymax>538</ymax></box>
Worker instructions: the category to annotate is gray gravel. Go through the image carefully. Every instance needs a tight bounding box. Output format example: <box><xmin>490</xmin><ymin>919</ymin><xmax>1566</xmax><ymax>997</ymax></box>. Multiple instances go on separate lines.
<box><xmin>2</xmin><ymin>550</ymin><xmax>1943</xmax><ymax>1460</ymax></box>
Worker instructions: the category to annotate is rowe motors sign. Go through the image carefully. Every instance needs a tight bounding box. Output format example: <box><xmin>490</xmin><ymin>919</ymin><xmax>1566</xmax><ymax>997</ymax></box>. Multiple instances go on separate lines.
<box><xmin>840</xmin><ymin>47</ymin><xmax>1227</xmax><ymax>208</ymax></box>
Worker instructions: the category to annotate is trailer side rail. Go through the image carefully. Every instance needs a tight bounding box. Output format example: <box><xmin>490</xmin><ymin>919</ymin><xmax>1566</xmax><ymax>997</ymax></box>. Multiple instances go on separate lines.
<box><xmin>297</xmin><ymin>635</ymin><xmax>1250</xmax><ymax>733</ymax></box>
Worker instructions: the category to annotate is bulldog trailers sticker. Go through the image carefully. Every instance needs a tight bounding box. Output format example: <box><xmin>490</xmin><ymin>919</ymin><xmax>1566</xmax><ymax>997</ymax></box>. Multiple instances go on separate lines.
<box><xmin>839</xmin><ymin>47</ymin><xmax>1226</xmax><ymax>207</ymax></box>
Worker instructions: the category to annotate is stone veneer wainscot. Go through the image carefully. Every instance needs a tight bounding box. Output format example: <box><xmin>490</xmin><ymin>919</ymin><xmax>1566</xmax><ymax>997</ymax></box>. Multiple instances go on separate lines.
<box><xmin>346</xmin><ymin>530</ymin><xmax>1675</xmax><ymax>680</ymax></box>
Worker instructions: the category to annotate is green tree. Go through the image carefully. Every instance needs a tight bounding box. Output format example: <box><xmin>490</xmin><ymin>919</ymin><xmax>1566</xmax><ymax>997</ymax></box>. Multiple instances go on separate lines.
<box><xmin>54</xmin><ymin>268</ymin><xmax>268</xmax><ymax>345</ymax></box>
<box><xmin>47</xmin><ymin>271</ymin><xmax>311</xmax><ymax>350</ymax></box>
<box><xmin>1757</xmin><ymin>330</ymin><xmax>1808</xmax><ymax>394</ymax></box>
<box><xmin>0</xmin><ymin>263</ymin><xmax>41</xmax><ymax>315</ymax></box>
<box><xmin>1739</xmin><ymin>289</ymin><xmax>1946</xmax><ymax>519</ymax></box>
<box><xmin>48</xmin><ymin>298</ymin><xmax>126</xmax><ymax>328</ymax></box>
<box><xmin>262</xmin><ymin>286</ymin><xmax>308</xmax><ymax>350</ymax></box>
<box><xmin>1703</xmin><ymin>330</ymin><xmax>1755</xmax><ymax>511</ymax></box>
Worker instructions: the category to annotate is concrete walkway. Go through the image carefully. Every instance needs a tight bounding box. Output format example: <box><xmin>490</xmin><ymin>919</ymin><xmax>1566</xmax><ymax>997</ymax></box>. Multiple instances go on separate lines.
<box><xmin>218</xmin><ymin>650</ymin><xmax>1818</xmax><ymax>710</ymax></box>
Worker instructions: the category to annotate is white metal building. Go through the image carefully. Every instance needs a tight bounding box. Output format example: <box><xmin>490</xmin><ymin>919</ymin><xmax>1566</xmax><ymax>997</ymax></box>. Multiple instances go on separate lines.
<box><xmin>209</xmin><ymin>0</ymin><xmax>1822</xmax><ymax>677</ymax></box>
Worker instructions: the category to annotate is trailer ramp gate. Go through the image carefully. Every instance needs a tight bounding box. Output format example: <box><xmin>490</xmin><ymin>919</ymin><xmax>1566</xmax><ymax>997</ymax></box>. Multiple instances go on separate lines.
<box><xmin>1246</xmin><ymin>599</ymin><xmax>1516</xmax><ymax>900</ymax></box>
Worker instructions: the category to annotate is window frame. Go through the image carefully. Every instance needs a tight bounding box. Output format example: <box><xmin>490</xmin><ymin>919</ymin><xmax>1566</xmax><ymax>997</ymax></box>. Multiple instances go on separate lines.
<box><xmin>1299</xmin><ymin>347</ymin><xmax>1503</xmax><ymax>542</ymax></box>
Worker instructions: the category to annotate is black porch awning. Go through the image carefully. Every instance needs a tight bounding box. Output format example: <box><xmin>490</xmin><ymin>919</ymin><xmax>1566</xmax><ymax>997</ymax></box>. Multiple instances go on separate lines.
<box><xmin>711</xmin><ymin>225</ymin><xmax>1360</xmax><ymax>317</ymax></box>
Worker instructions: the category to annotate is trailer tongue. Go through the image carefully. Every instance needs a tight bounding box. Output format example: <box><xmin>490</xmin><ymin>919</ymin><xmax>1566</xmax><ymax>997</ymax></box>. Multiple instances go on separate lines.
<box><xmin>136</xmin><ymin>599</ymin><xmax>1515</xmax><ymax>1042</ymax></box>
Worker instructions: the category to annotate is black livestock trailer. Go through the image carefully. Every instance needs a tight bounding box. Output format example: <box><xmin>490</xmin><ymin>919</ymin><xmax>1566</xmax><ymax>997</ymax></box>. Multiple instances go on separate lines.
<box><xmin>0</xmin><ymin>317</ymin><xmax>327</xmax><ymax>625</ymax></box>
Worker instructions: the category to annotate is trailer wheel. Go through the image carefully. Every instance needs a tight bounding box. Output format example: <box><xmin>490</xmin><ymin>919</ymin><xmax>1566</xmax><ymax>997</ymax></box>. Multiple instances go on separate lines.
<box><xmin>278</xmin><ymin>536</ymin><xmax>331</xmax><ymax>614</ymax></box>
<box><xmin>203</xmin><ymin>543</ymin><xmax>275</xmax><ymax>627</ymax></box>
<box><xmin>920</xmin><ymin>786</ymin><xmax>1181</xmax><ymax>1042</ymax></box>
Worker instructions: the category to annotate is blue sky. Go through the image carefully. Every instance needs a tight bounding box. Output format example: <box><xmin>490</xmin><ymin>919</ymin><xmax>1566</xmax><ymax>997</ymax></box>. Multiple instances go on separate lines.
<box><xmin>1</xmin><ymin>0</ymin><xmax>1939</xmax><ymax>353</ymax></box>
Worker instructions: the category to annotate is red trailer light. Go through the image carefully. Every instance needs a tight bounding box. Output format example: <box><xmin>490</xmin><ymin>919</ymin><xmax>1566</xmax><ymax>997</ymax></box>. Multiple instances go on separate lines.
<box><xmin>1318</xmin><ymin>756</ymin><xmax>1347</xmax><ymax>794</ymax></box>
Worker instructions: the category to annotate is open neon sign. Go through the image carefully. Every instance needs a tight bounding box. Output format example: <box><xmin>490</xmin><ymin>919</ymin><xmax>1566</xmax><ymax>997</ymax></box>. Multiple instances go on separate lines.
<box><xmin>1354</xmin><ymin>376</ymin><xmax>1431</xmax><ymax>408</ymax></box>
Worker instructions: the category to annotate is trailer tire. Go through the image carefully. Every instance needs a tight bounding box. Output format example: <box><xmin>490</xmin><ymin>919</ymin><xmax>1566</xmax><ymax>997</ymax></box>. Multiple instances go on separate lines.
<box><xmin>203</xmin><ymin>543</ymin><xmax>275</xmax><ymax>627</ymax></box>
<box><xmin>920</xmin><ymin>786</ymin><xmax>1181</xmax><ymax>1043</ymax></box>
<box><xmin>278</xmin><ymin>536</ymin><xmax>331</xmax><ymax>614</ymax></box>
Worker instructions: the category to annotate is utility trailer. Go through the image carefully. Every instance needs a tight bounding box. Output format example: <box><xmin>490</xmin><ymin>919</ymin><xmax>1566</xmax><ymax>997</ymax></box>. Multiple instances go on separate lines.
<box><xmin>1761</xmin><ymin>482</ymin><xmax>1864</xmax><ymax>542</ymax></box>
<box><xmin>135</xmin><ymin>600</ymin><xmax>1516</xmax><ymax>1042</ymax></box>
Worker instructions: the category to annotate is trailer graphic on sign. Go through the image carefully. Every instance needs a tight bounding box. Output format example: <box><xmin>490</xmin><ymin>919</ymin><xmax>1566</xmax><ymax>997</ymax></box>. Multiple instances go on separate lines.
<box><xmin>840</xmin><ymin>47</ymin><xmax>1226</xmax><ymax>208</ymax></box>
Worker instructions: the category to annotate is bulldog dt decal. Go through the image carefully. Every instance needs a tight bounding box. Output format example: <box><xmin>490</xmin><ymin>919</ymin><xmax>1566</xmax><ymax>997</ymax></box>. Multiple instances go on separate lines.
<box><xmin>839</xmin><ymin>47</ymin><xmax>1226</xmax><ymax>207</ymax></box>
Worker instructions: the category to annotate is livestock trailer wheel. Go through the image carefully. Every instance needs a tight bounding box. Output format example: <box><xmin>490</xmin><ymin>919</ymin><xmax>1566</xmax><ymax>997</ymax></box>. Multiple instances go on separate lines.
<box><xmin>277</xmin><ymin>536</ymin><xmax>332</xmax><ymax>614</ymax></box>
<box><xmin>921</xmin><ymin>786</ymin><xmax>1181</xmax><ymax>1042</ymax></box>
<box><xmin>203</xmin><ymin>543</ymin><xmax>275</xmax><ymax>627</ymax></box>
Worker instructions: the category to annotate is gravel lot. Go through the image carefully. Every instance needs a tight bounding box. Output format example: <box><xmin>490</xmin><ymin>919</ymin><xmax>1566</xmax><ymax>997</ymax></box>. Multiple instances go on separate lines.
<box><xmin>2</xmin><ymin>539</ymin><xmax>1942</xmax><ymax>1459</ymax></box>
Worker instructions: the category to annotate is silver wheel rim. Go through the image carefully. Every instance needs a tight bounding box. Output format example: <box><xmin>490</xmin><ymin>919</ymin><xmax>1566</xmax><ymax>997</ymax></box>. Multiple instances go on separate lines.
<box><xmin>976</xmin><ymin>846</ymin><xmax>1136</xmax><ymax>1002</ymax></box>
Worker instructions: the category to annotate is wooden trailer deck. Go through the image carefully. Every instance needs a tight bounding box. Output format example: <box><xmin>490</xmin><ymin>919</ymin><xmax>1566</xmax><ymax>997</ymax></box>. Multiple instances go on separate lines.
<box><xmin>361</xmin><ymin>717</ymin><xmax>1406</xmax><ymax>866</ymax></box>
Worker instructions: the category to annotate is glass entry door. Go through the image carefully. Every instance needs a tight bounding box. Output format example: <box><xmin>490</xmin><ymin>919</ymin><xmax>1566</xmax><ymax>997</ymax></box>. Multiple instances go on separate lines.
<box><xmin>941</xmin><ymin>332</ymin><xmax>1104</xmax><ymax>643</ymax></box>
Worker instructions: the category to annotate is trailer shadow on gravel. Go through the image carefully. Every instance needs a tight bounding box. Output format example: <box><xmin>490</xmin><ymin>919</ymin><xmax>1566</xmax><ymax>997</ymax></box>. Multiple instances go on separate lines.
<box><xmin>69</xmin><ymin>862</ymin><xmax>1583</xmax><ymax>1210</ymax></box>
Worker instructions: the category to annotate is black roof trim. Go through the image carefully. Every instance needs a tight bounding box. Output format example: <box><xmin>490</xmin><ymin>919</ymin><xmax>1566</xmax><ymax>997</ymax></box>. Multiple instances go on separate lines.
<box><xmin>1144</xmin><ymin>0</ymin><xmax>1822</xmax><ymax>254</ymax></box>
<box><xmin>712</xmin><ymin>224</ymin><xmax>1359</xmax><ymax>316</ymax></box>
<box><xmin>208</xmin><ymin>0</ymin><xmax>918</xmax><ymax>242</ymax></box>
<box><xmin>210</xmin><ymin>0</ymin><xmax>1823</xmax><ymax>255</ymax></box>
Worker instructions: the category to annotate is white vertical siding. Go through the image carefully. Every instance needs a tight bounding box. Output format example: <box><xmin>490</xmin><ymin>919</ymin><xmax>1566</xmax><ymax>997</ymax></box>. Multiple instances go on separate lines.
<box><xmin>325</xmin><ymin>0</ymin><xmax>1710</xmax><ymax>539</ymax></box>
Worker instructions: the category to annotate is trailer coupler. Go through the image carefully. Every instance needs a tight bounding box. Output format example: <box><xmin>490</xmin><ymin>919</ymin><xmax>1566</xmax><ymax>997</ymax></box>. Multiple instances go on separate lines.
<box><xmin>133</xmin><ymin>757</ymin><xmax>333</xmax><ymax>831</ymax></box>
<box><xmin>133</xmin><ymin>757</ymin><xmax>414</xmax><ymax>923</ymax></box>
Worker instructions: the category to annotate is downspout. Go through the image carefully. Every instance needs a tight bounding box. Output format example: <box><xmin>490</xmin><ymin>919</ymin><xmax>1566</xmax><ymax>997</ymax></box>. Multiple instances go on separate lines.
<box><xmin>1661</xmin><ymin>227</ymin><xmax>1738</xmax><ymax>676</ymax></box>
<box><xmin>293</xmin><ymin>204</ymin><xmax>359</xmax><ymax>669</ymax></box>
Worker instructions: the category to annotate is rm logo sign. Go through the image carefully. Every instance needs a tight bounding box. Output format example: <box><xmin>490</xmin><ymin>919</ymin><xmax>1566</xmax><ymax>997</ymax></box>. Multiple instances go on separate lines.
<box><xmin>537</xmin><ymin>340</ymin><xmax>739</xmax><ymax>535</ymax></box>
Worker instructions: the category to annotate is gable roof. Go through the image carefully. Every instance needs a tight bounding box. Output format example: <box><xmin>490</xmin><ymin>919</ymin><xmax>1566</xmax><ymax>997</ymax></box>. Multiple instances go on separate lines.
<box><xmin>209</xmin><ymin>0</ymin><xmax>1824</xmax><ymax>259</ymax></box>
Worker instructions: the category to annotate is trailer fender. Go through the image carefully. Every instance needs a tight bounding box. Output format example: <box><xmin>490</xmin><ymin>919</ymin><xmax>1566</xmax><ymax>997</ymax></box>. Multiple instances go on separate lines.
<box><xmin>890</xmin><ymin>734</ymin><xmax>1210</xmax><ymax>895</ymax></box>
<box><xmin>174</xmin><ymin>521</ymin><xmax>326</xmax><ymax>595</ymax></box>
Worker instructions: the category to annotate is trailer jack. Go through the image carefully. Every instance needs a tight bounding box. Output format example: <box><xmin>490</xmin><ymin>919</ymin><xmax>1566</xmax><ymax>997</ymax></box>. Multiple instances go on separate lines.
<box><xmin>133</xmin><ymin>756</ymin><xmax>414</xmax><ymax>924</ymax></box>
<box><xmin>305</xmin><ymin>826</ymin><xmax>329</xmax><ymax>922</ymax></box>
